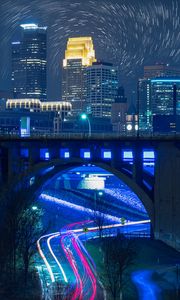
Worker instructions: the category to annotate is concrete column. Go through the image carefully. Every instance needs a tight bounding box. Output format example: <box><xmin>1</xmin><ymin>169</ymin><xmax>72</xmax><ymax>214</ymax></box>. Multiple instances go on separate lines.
<box><xmin>154</xmin><ymin>142</ymin><xmax>180</xmax><ymax>250</ymax></box>
<box><xmin>0</xmin><ymin>144</ymin><xmax>23</xmax><ymax>182</ymax></box>
<box><xmin>132</xmin><ymin>145</ymin><xmax>143</xmax><ymax>186</ymax></box>
<box><xmin>0</xmin><ymin>147</ymin><xmax>9</xmax><ymax>183</ymax></box>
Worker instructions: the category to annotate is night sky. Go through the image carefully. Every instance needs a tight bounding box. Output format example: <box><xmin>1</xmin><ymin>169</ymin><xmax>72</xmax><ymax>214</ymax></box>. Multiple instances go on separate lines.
<box><xmin>0</xmin><ymin>0</ymin><xmax>180</xmax><ymax>101</ymax></box>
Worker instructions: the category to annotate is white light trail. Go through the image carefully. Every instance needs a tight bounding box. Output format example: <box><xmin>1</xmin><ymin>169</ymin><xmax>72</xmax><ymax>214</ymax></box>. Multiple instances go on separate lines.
<box><xmin>47</xmin><ymin>234</ymin><xmax>68</xmax><ymax>283</ymax></box>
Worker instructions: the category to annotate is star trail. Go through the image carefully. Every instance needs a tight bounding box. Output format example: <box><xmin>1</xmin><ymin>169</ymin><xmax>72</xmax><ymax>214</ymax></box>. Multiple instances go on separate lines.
<box><xmin>0</xmin><ymin>0</ymin><xmax>179</xmax><ymax>98</ymax></box>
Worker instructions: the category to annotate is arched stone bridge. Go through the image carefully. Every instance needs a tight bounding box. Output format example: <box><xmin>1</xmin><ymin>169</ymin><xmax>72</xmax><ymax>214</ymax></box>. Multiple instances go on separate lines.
<box><xmin>0</xmin><ymin>136</ymin><xmax>180</xmax><ymax>250</ymax></box>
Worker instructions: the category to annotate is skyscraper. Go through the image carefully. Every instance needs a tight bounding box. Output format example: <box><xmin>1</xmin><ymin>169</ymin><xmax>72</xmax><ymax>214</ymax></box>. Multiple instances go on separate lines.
<box><xmin>138</xmin><ymin>64</ymin><xmax>180</xmax><ymax>134</ymax></box>
<box><xmin>151</xmin><ymin>78</ymin><xmax>180</xmax><ymax>134</ymax></box>
<box><xmin>62</xmin><ymin>37</ymin><xmax>96</xmax><ymax>115</ymax></box>
<box><xmin>151</xmin><ymin>78</ymin><xmax>180</xmax><ymax>116</ymax></box>
<box><xmin>12</xmin><ymin>23</ymin><xmax>47</xmax><ymax>101</ymax></box>
<box><xmin>86</xmin><ymin>61</ymin><xmax>118</xmax><ymax>118</ymax></box>
<box><xmin>138</xmin><ymin>77</ymin><xmax>180</xmax><ymax>134</ymax></box>
<box><xmin>144</xmin><ymin>63</ymin><xmax>180</xmax><ymax>79</ymax></box>
<box><xmin>111</xmin><ymin>86</ymin><xmax>128</xmax><ymax>134</ymax></box>
<box><xmin>138</xmin><ymin>78</ymin><xmax>152</xmax><ymax>133</ymax></box>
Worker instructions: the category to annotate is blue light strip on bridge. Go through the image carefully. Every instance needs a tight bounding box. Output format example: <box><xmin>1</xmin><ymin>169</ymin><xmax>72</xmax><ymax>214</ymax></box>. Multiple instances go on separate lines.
<box><xmin>80</xmin><ymin>149</ymin><xmax>91</xmax><ymax>159</ymax></box>
<box><xmin>60</xmin><ymin>148</ymin><xmax>70</xmax><ymax>159</ymax></box>
<box><xmin>151</xmin><ymin>79</ymin><xmax>180</xmax><ymax>83</ymax></box>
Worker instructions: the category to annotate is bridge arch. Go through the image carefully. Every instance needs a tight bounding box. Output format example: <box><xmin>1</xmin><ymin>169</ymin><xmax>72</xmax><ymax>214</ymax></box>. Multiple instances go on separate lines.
<box><xmin>25</xmin><ymin>158</ymin><xmax>154</xmax><ymax>228</ymax></box>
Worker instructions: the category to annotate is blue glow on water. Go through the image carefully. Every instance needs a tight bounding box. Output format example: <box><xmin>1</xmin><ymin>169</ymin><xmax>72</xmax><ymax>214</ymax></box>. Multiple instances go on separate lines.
<box><xmin>132</xmin><ymin>270</ymin><xmax>161</xmax><ymax>300</ymax></box>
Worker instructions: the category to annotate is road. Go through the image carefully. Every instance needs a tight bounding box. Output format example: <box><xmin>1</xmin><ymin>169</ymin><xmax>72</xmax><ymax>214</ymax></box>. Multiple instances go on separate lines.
<box><xmin>36</xmin><ymin>165</ymin><xmax>151</xmax><ymax>299</ymax></box>
<box><xmin>37</xmin><ymin>220</ymin><xmax>150</xmax><ymax>299</ymax></box>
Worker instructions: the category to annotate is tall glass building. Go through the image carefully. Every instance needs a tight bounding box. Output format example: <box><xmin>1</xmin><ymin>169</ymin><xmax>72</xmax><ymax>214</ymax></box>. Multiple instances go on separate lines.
<box><xmin>151</xmin><ymin>78</ymin><xmax>180</xmax><ymax>116</ymax></box>
<box><xmin>138</xmin><ymin>77</ymin><xmax>180</xmax><ymax>134</ymax></box>
<box><xmin>144</xmin><ymin>64</ymin><xmax>180</xmax><ymax>79</ymax></box>
<box><xmin>138</xmin><ymin>78</ymin><xmax>152</xmax><ymax>133</ymax></box>
<box><xmin>138</xmin><ymin>64</ymin><xmax>180</xmax><ymax>134</ymax></box>
<box><xmin>12</xmin><ymin>24</ymin><xmax>47</xmax><ymax>101</ymax></box>
<box><xmin>62</xmin><ymin>37</ymin><xmax>96</xmax><ymax>116</ymax></box>
<box><xmin>86</xmin><ymin>61</ymin><xmax>118</xmax><ymax>118</ymax></box>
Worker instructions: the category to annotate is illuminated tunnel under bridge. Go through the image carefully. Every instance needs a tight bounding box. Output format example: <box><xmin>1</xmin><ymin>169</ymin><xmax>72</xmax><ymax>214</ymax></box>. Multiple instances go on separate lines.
<box><xmin>0</xmin><ymin>137</ymin><xmax>180</xmax><ymax>250</ymax></box>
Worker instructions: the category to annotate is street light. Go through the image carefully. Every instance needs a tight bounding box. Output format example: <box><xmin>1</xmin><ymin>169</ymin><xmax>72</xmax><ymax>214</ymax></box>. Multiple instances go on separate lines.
<box><xmin>80</xmin><ymin>113</ymin><xmax>91</xmax><ymax>137</ymax></box>
<box><xmin>32</xmin><ymin>206</ymin><xmax>38</xmax><ymax>211</ymax></box>
<box><xmin>94</xmin><ymin>190</ymin><xmax>104</xmax><ymax>209</ymax></box>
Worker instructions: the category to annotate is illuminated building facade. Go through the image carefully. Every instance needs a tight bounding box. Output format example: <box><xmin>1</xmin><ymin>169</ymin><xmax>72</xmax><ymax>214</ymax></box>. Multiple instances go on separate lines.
<box><xmin>6</xmin><ymin>99</ymin><xmax>72</xmax><ymax>115</ymax></box>
<box><xmin>7</xmin><ymin>98</ymin><xmax>41</xmax><ymax>112</ymax></box>
<box><xmin>12</xmin><ymin>24</ymin><xmax>47</xmax><ymax>101</ymax></box>
<box><xmin>138</xmin><ymin>78</ymin><xmax>152</xmax><ymax>134</ymax></box>
<box><xmin>86</xmin><ymin>61</ymin><xmax>118</xmax><ymax>118</ymax></box>
<box><xmin>138</xmin><ymin>77</ymin><xmax>180</xmax><ymax>134</ymax></box>
<box><xmin>151</xmin><ymin>78</ymin><xmax>180</xmax><ymax>116</ymax></box>
<box><xmin>0</xmin><ymin>110</ymin><xmax>55</xmax><ymax>136</ymax></box>
<box><xmin>5</xmin><ymin>99</ymin><xmax>72</xmax><ymax>135</ymax></box>
<box><xmin>111</xmin><ymin>87</ymin><xmax>128</xmax><ymax>134</ymax></box>
<box><xmin>138</xmin><ymin>64</ymin><xmax>180</xmax><ymax>134</ymax></box>
<box><xmin>126</xmin><ymin>103</ymin><xmax>138</xmax><ymax>136</ymax></box>
<box><xmin>144</xmin><ymin>64</ymin><xmax>180</xmax><ymax>79</ymax></box>
<box><xmin>62</xmin><ymin>37</ymin><xmax>96</xmax><ymax>115</ymax></box>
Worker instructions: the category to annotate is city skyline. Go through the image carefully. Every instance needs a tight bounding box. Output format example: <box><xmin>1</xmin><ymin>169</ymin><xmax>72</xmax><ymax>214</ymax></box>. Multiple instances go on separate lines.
<box><xmin>0</xmin><ymin>0</ymin><xmax>180</xmax><ymax>101</ymax></box>
<box><xmin>1</xmin><ymin>2</ymin><xmax>180</xmax><ymax>299</ymax></box>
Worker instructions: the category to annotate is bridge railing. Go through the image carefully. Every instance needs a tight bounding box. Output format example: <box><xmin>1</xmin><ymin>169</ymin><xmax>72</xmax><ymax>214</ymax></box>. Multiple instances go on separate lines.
<box><xmin>0</xmin><ymin>132</ymin><xmax>179</xmax><ymax>140</ymax></box>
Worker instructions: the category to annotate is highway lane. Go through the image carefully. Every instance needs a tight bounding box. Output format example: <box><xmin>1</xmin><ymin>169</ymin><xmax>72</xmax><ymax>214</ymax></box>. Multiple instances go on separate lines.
<box><xmin>37</xmin><ymin>171</ymin><xmax>151</xmax><ymax>299</ymax></box>
<box><xmin>37</xmin><ymin>220</ymin><xmax>150</xmax><ymax>299</ymax></box>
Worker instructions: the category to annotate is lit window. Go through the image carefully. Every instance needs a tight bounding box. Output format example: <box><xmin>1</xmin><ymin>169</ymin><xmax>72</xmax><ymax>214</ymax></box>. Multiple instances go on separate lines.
<box><xmin>40</xmin><ymin>148</ymin><xmax>50</xmax><ymax>160</ymax></box>
<box><xmin>143</xmin><ymin>150</ymin><xmax>155</xmax><ymax>161</ymax></box>
<box><xmin>123</xmin><ymin>150</ymin><xmax>133</xmax><ymax>162</ymax></box>
<box><xmin>80</xmin><ymin>149</ymin><xmax>91</xmax><ymax>159</ymax></box>
<box><xmin>60</xmin><ymin>148</ymin><xmax>70</xmax><ymax>159</ymax></box>
<box><xmin>101</xmin><ymin>149</ymin><xmax>112</xmax><ymax>159</ymax></box>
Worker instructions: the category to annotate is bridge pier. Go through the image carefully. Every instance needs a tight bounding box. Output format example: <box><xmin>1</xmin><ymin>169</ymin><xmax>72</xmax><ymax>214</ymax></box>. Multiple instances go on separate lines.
<box><xmin>0</xmin><ymin>146</ymin><xmax>23</xmax><ymax>183</ymax></box>
<box><xmin>154</xmin><ymin>143</ymin><xmax>180</xmax><ymax>250</ymax></box>
<box><xmin>132</xmin><ymin>146</ymin><xmax>143</xmax><ymax>186</ymax></box>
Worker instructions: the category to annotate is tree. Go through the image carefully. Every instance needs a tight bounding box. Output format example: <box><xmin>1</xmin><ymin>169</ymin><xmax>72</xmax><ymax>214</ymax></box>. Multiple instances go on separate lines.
<box><xmin>89</xmin><ymin>191</ymin><xmax>107</xmax><ymax>239</ymax></box>
<box><xmin>0</xmin><ymin>179</ymin><xmax>41</xmax><ymax>280</ymax></box>
<box><xmin>0</xmin><ymin>175</ymin><xmax>46</xmax><ymax>299</ymax></box>
<box><xmin>102</xmin><ymin>234</ymin><xmax>136</xmax><ymax>300</ymax></box>
<box><xmin>18</xmin><ymin>206</ymin><xmax>44</xmax><ymax>286</ymax></box>
<box><xmin>91</xmin><ymin>208</ymin><xmax>106</xmax><ymax>239</ymax></box>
